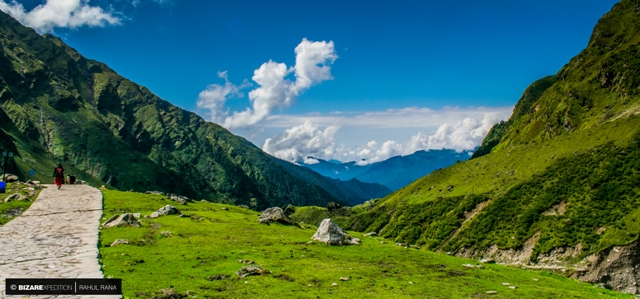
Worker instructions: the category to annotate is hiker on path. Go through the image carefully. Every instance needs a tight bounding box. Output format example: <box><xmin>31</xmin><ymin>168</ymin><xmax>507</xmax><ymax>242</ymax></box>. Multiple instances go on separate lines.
<box><xmin>53</xmin><ymin>163</ymin><xmax>64</xmax><ymax>189</ymax></box>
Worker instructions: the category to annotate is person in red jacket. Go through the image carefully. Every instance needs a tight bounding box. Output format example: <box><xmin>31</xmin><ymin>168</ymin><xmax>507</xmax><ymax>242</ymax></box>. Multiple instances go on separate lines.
<box><xmin>53</xmin><ymin>163</ymin><xmax>64</xmax><ymax>190</ymax></box>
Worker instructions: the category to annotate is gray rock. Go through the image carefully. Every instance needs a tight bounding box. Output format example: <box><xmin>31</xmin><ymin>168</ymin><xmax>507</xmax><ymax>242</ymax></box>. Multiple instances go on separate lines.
<box><xmin>147</xmin><ymin>205</ymin><xmax>180</xmax><ymax>218</ymax></box>
<box><xmin>238</xmin><ymin>259</ymin><xmax>254</xmax><ymax>264</ymax></box>
<box><xmin>102</xmin><ymin>213</ymin><xmax>141</xmax><ymax>228</ymax></box>
<box><xmin>311</xmin><ymin>218</ymin><xmax>360</xmax><ymax>246</ymax></box>
<box><xmin>4</xmin><ymin>193</ymin><xmax>28</xmax><ymax>202</ymax></box>
<box><xmin>133</xmin><ymin>213</ymin><xmax>141</xmax><ymax>219</ymax></box>
<box><xmin>110</xmin><ymin>239</ymin><xmax>131</xmax><ymax>246</ymax></box>
<box><xmin>167</xmin><ymin>193</ymin><xmax>191</xmax><ymax>205</ymax></box>
<box><xmin>236</xmin><ymin>266</ymin><xmax>271</xmax><ymax>278</ymax></box>
<box><xmin>258</xmin><ymin>207</ymin><xmax>297</xmax><ymax>225</ymax></box>
<box><xmin>480</xmin><ymin>258</ymin><xmax>495</xmax><ymax>264</ymax></box>
<box><xmin>258</xmin><ymin>207</ymin><xmax>285</xmax><ymax>223</ymax></box>
<box><xmin>161</xmin><ymin>231</ymin><xmax>172</xmax><ymax>237</ymax></box>
<box><xmin>1</xmin><ymin>174</ymin><xmax>18</xmax><ymax>183</ymax></box>
<box><xmin>363</xmin><ymin>232</ymin><xmax>377</xmax><ymax>237</ymax></box>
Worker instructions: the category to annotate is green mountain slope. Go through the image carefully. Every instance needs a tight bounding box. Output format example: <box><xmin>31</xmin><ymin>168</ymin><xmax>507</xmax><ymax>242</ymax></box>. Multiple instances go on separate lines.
<box><xmin>340</xmin><ymin>0</ymin><xmax>640</xmax><ymax>293</ymax></box>
<box><xmin>0</xmin><ymin>11</ymin><xmax>344</xmax><ymax>210</ymax></box>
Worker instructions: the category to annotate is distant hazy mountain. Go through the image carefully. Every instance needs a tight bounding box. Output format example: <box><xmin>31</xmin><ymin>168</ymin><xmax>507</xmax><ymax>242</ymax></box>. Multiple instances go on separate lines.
<box><xmin>302</xmin><ymin>149</ymin><xmax>473</xmax><ymax>190</ymax></box>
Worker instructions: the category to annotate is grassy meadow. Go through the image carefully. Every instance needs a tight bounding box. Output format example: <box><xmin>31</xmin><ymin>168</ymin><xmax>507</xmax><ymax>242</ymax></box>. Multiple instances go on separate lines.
<box><xmin>99</xmin><ymin>189</ymin><xmax>633</xmax><ymax>298</ymax></box>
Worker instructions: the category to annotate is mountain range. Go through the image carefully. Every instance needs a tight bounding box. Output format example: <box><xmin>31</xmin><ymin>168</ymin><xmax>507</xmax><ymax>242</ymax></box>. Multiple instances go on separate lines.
<box><xmin>302</xmin><ymin>149</ymin><xmax>473</xmax><ymax>191</ymax></box>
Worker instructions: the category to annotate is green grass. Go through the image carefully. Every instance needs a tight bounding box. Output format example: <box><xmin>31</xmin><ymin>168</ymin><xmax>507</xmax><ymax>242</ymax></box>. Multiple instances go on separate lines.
<box><xmin>100</xmin><ymin>189</ymin><xmax>632</xmax><ymax>298</ymax></box>
<box><xmin>0</xmin><ymin>182</ymin><xmax>40</xmax><ymax>225</ymax></box>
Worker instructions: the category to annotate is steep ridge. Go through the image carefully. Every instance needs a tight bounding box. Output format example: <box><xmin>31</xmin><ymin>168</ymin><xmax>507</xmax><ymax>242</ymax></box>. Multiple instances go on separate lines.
<box><xmin>0</xmin><ymin>11</ymin><xmax>344</xmax><ymax>210</ymax></box>
<box><xmin>342</xmin><ymin>0</ymin><xmax>640</xmax><ymax>293</ymax></box>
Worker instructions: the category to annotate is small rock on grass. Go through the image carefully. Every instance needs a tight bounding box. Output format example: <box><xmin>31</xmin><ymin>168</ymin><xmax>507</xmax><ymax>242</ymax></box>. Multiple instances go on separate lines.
<box><xmin>4</xmin><ymin>193</ymin><xmax>28</xmax><ymax>202</ymax></box>
<box><xmin>462</xmin><ymin>264</ymin><xmax>484</xmax><ymax>269</ymax></box>
<box><xmin>102</xmin><ymin>214</ymin><xmax>141</xmax><ymax>228</ymax></box>
<box><xmin>331</xmin><ymin>283</ymin><xmax>338</xmax><ymax>287</ymax></box>
<box><xmin>340</xmin><ymin>277</ymin><xmax>350</xmax><ymax>281</ymax></box>
<box><xmin>480</xmin><ymin>258</ymin><xmax>495</xmax><ymax>263</ymax></box>
<box><xmin>486</xmin><ymin>290</ymin><xmax>498</xmax><ymax>295</ymax></box>
<box><xmin>146</xmin><ymin>205</ymin><xmax>180</xmax><ymax>219</ymax></box>
<box><xmin>311</xmin><ymin>219</ymin><xmax>360</xmax><ymax>246</ymax></box>
<box><xmin>236</xmin><ymin>266</ymin><xmax>270</xmax><ymax>278</ymax></box>
<box><xmin>206</xmin><ymin>274</ymin><xmax>227</xmax><ymax>281</ymax></box>
<box><xmin>110</xmin><ymin>239</ymin><xmax>131</xmax><ymax>247</ymax></box>
<box><xmin>238</xmin><ymin>259</ymin><xmax>254</xmax><ymax>264</ymax></box>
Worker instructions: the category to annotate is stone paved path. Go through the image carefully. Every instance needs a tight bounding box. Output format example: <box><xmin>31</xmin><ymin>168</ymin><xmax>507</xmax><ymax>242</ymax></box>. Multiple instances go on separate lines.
<box><xmin>0</xmin><ymin>185</ymin><xmax>121</xmax><ymax>299</ymax></box>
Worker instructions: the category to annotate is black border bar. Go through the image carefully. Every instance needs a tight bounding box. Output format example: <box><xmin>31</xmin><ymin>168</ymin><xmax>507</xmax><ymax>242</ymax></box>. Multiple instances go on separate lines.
<box><xmin>6</xmin><ymin>278</ymin><xmax>121</xmax><ymax>295</ymax></box>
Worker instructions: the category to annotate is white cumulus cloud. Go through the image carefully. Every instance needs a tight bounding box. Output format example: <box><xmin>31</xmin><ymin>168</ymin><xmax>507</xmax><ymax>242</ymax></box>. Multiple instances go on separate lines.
<box><xmin>196</xmin><ymin>71</ymin><xmax>250</xmax><ymax>124</ymax></box>
<box><xmin>262</xmin><ymin>121</ymin><xmax>339</xmax><ymax>164</ymax></box>
<box><xmin>0</xmin><ymin>0</ymin><xmax>121</xmax><ymax>33</ymax></box>
<box><xmin>197</xmin><ymin>38</ymin><xmax>337</xmax><ymax>130</ymax></box>
<box><xmin>262</xmin><ymin>112</ymin><xmax>508</xmax><ymax>165</ymax></box>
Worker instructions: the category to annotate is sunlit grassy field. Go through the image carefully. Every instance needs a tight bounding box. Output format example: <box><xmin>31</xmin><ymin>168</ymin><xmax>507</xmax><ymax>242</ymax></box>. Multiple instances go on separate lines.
<box><xmin>100</xmin><ymin>189</ymin><xmax>632</xmax><ymax>298</ymax></box>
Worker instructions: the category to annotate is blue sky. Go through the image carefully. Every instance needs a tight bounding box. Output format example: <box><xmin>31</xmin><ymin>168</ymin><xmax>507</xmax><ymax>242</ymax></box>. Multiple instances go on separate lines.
<box><xmin>0</xmin><ymin>0</ymin><xmax>620</xmax><ymax>163</ymax></box>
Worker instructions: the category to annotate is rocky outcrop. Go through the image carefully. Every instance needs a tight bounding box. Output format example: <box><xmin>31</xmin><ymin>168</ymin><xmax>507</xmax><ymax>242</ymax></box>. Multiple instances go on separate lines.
<box><xmin>258</xmin><ymin>207</ymin><xmax>297</xmax><ymax>226</ymax></box>
<box><xmin>457</xmin><ymin>231</ymin><xmax>542</xmax><ymax>265</ymax></box>
<box><xmin>456</xmin><ymin>232</ymin><xmax>640</xmax><ymax>294</ymax></box>
<box><xmin>542</xmin><ymin>201</ymin><xmax>568</xmax><ymax>216</ymax></box>
<box><xmin>311</xmin><ymin>218</ymin><xmax>360</xmax><ymax>246</ymax></box>
<box><xmin>571</xmin><ymin>240</ymin><xmax>640</xmax><ymax>294</ymax></box>
<box><xmin>102</xmin><ymin>214</ymin><xmax>141</xmax><ymax>228</ymax></box>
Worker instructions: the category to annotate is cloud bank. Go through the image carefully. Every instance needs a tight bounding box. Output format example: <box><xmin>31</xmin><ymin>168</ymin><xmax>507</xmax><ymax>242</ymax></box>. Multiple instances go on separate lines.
<box><xmin>262</xmin><ymin>121</ymin><xmax>339</xmax><ymax>165</ymax></box>
<box><xmin>0</xmin><ymin>0</ymin><xmax>121</xmax><ymax>32</ymax></box>
<box><xmin>197</xmin><ymin>38</ymin><xmax>337</xmax><ymax>129</ymax></box>
<box><xmin>262</xmin><ymin>109</ymin><xmax>510</xmax><ymax>165</ymax></box>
